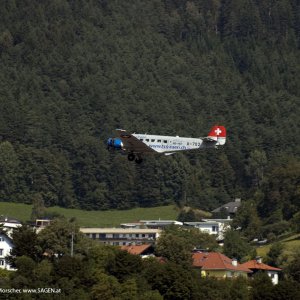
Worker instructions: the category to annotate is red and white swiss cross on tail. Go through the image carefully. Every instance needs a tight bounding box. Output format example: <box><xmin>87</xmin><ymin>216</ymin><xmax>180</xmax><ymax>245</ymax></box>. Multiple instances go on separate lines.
<box><xmin>207</xmin><ymin>125</ymin><xmax>226</xmax><ymax>145</ymax></box>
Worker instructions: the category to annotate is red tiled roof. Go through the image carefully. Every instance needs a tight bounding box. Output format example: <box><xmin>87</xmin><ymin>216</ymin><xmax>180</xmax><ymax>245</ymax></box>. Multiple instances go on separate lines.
<box><xmin>192</xmin><ymin>252</ymin><xmax>252</xmax><ymax>273</ymax></box>
<box><xmin>120</xmin><ymin>244</ymin><xmax>152</xmax><ymax>255</ymax></box>
<box><xmin>240</xmin><ymin>260</ymin><xmax>282</xmax><ymax>271</ymax></box>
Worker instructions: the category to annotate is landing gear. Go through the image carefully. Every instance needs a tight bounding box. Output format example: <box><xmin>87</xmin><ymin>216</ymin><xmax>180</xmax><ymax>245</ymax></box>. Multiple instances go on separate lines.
<box><xmin>127</xmin><ymin>153</ymin><xmax>143</xmax><ymax>164</ymax></box>
<box><xmin>135</xmin><ymin>157</ymin><xmax>143</xmax><ymax>164</ymax></box>
<box><xmin>128</xmin><ymin>153</ymin><xmax>135</xmax><ymax>161</ymax></box>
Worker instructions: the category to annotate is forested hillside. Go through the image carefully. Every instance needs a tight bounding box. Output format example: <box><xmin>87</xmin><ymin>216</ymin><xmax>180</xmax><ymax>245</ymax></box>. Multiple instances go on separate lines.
<box><xmin>0</xmin><ymin>0</ymin><xmax>299</xmax><ymax>222</ymax></box>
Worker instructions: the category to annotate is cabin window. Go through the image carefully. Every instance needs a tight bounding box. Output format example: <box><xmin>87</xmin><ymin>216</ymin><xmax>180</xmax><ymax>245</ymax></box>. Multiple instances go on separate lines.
<box><xmin>164</xmin><ymin>140</ymin><xmax>167</xmax><ymax>143</ymax></box>
<box><xmin>157</xmin><ymin>140</ymin><xmax>161</xmax><ymax>143</ymax></box>
<box><xmin>146</xmin><ymin>139</ymin><xmax>149</xmax><ymax>142</ymax></box>
<box><xmin>151</xmin><ymin>139</ymin><xmax>155</xmax><ymax>142</ymax></box>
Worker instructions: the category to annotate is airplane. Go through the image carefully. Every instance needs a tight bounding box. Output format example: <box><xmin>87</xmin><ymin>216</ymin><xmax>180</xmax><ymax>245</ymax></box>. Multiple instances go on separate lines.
<box><xmin>107</xmin><ymin>125</ymin><xmax>226</xmax><ymax>164</ymax></box>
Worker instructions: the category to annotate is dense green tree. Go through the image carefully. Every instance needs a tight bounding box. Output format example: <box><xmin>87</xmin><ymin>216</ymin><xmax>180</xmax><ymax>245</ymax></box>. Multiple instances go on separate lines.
<box><xmin>155</xmin><ymin>231</ymin><xmax>193</xmax><ymax>268</ymax></box>
<box><xmin>223</xmin><ymin>229</ymin><xmax>253</xmax><ymax>261</ymax></box>
<box><xmin>232</xmin><ymin>200</ymin><xmax>261</xmax><ymax>239</ymax></box>
<box><xmin>90</xmin><ymin>272</ymin><xmax>121</xmax><ymax>300</ymax></box>
<box><xmin>265</xmin><ymin>242</ymin><xmax>284</xmax><ymax>267</ymax></box>
<box><xmin>106</xmin><ymin>249</ymin><xmax>143</xmax><ymax>282</ymax></box>
<box><xmin>250</xmin><ymin>272</ymin><xmax>274</xmax><ymax>300</ymax></box>
<box><xmin>285</xmin><ymin>251</ymin><xmax>300</xmax><ymax>282</ymax></box>
<box><xmin>0</xmin><ymin>141</ymin><xmax>20</xmax><ymax>201</ymax></box>
<box><xmin>37</xmin><ymin>218</ymin><xmax>87</xmax><ymax>257</ymax></box>
<box><xmin>30</xmin><ymin>193</ymin><xmax>46</xmax><ymax>221</ymax></box>
<box><xmin>7</xmin><ymin>225</ymin><xmax>42</xmax><ymax>266</ymax></box>
<box><xmin>143</xmin><ymin>260</ymin><xmax>198</xmax><ymax>300</ymax></box>
<box><xmin>272</xmin><ymin>280</ymin><xmax>300</xmax><ymax>300</ymax></box>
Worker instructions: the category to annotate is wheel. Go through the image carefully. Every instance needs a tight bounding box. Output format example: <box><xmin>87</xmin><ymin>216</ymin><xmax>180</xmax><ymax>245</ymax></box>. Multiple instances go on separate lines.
<box><xmin>128</xmin><ymin>153</ymin><xmax>135</xmax><ymax>161</ymax></box>
<box><xmin>135</xmin><ymin>157</ymin><xmax>143</xmax><ymax>164</ymax></box>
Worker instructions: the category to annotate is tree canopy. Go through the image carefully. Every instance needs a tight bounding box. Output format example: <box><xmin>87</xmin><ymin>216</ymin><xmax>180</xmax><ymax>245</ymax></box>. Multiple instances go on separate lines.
<box><xmin>0</xmin><ymin>0</ymin><xmax>299</xmax><ymax>223</ymax></box>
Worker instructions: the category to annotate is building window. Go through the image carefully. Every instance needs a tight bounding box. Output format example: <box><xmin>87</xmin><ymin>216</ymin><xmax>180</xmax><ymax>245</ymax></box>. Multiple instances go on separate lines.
<box><xmin>227</xmin><ymin>271</ymin><xmax>234</xmax><ymax>277</ymax></box>
<box><xmin>212</xmin><ymin>226</ymin><xmax>218</xmax><ymax>232</ymax></box>
<box><xmin>99</xmin><ymin>234</ymin><xmax>106</xmax><ymax>240</ymax></box>
<box><xmin>135</xmin><ymin>234</ymin><xmax>139</xmax><ymax>238</ymax></box>
<box><xmin>0</xmin><ymin>260</ymin><xmax>4</xmax><ymax>266</ymax></box>
<box><xmin>0</xmin><ymin>237</ymin><xmax>4</xmax><ymax>242</ymax></box>
<box><xmin>142</xmin><ymin>234</ymin><xmax>145</xmax><ymax>238</ymax></box>
<box><xmin>0</xmin><ymin>249</ymin><xmax>3</xmax><ymax>256</ymax></box>
<box><xmin>92</xmin><ymin>234</ymin><xmax>96</xmax><ymax>239</ymax></box>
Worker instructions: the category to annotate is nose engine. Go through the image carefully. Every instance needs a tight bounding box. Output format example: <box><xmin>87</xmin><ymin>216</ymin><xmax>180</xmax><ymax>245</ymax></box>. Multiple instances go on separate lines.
<box><xmin>107</xmin><ymin>138</ymin><xmax>124</xmax><ymax>150</ymax></box>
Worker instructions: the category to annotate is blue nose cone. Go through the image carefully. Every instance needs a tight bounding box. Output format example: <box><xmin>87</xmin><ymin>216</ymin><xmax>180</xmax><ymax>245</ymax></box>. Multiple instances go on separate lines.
<box><xmin>106</xmin><ymin>138</ymin><xmax>123</xmax><ymax>150</ymax></box>
<box><xmin>113</xmin><ymin>138</ymin><xmax>123</xmax><ymax>149</ymax></box>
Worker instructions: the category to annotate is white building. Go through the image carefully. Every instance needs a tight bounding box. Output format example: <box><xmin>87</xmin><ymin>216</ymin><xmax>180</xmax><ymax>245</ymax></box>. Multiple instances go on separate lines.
<box><xmin>184</xmin><ymin>217</ymin><xmax>231</xmax><ymax>240</ymax></box>
<box><xmin>0</xmin><ymin>216</ymin><xmax>21</xmax><ymax>238</ymax></box>
<box><xmin>80</xmin><ymin>228</ymin><xmax>162</xmax><ymax>246</ymax></box>
<box><xmin>0</xmin><ymin>233</ymin><xmax>15</xmax><ymax>271</ymax></box>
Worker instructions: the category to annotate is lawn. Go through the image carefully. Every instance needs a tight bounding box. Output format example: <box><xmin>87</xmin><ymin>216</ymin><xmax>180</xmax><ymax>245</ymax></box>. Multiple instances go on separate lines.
<box><xmin>256</xmin><ymin>233</ymin><xmax>300</xmax><ymax>258</ymax></box>
<box><xmin>0</xmin><ymin>202</ymin><xmax>179</xmax><ymax>227</ymax></box>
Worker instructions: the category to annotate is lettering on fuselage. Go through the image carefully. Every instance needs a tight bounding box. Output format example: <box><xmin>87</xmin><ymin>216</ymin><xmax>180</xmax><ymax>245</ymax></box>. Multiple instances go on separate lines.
<box><xmin>133</xmin><ymin>134</ymin><xmax>203</xmax><ymax>152</ymax></box>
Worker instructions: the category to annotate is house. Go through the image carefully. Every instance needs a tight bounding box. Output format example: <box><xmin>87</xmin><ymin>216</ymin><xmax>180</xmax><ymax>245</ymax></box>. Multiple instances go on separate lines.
<box><xmin>0</xmin><ymin>233</ymin><xmax>15</xmax><ymax>271</ymax></box>
<box><xmin>184</xmin><ymin>217</ymin><xmax>231</xmax><ymax>241</ymax></box>
<box><xmin>139</xmin><ymin>220</ymin><xmax>183</xmax><ymax>229</ymax></box>
<box><xmin>0</xmin><ymin>216</ymin><xmax>21</xmax><ymax>238</ymax></box>
<box><xmin>80</xmin><ymin>228</ymin><xmax>162</xmax><ymax>246</ymax></box>
<box><xmin>211</xmin><ymin>198</ymin><xmax>242</xmax><ymax>216</ymax></box>
<box><xmin>192</xmin><ymin>252</ymin><xmax>252</xmax><ymax>279</ymax></box>
<box><xmin>120</xmin><ymin>244</ymin><xmax>154</xmax><ymax>257</ymax></box>
<box><xmin>34</xmin><ymin>219</ymin><xmax>51</xmax><ymax>233</ymax></box>
<box><xmin>240</xmin><ymin>257</ymin><xmax>282</xmax><ymax>285</ymax></box>
<box><xmin>120</xmin><ymin>220</ymin><xmax>183</xmax><ymax>229</ymax></box>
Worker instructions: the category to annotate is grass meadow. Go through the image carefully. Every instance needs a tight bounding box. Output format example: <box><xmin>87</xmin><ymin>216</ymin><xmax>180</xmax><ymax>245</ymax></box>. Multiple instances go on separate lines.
<box><xmin>0</xmin><ymin>202</ymin><xmax>179</xmax><ymax>227</ymax></box>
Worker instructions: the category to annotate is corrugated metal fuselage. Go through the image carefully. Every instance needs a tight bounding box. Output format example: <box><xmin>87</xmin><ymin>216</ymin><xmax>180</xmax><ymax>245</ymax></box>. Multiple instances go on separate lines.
<box><xmin>131</xmin><ymin>134</ymin><xmax>214</xmax><ymax>154</ymax></box>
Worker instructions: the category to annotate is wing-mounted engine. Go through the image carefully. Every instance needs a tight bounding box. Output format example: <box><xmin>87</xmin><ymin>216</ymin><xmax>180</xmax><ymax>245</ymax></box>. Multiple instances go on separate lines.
<box><xmin>107</xmin><ymin>138</ymin><xmax>124</xmax><ymax>151</ymax></box>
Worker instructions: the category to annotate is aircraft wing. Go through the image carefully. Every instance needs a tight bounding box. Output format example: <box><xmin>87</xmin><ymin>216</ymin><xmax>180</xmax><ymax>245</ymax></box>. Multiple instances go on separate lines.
<box><xmin>115</xmin><ymin>129</ymin><xmax>156</xmax><ymax>153</ymax></box>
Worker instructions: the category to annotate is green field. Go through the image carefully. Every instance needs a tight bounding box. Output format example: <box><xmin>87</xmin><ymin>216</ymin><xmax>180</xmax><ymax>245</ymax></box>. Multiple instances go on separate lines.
<box><xmin>256</xmin><ymin>233</ymin><xmax>300</xmax><ymax>258</ymax></box>
<box><xmin>0</xmin><ymin>202</ymin><xmax>179</xmax><ymax>227</ymax></box>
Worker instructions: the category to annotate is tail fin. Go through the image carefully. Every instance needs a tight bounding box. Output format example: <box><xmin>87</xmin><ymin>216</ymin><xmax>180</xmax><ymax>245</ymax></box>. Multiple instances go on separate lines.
<box><xmin>207</xmin><ymin>125</ymin><xmax>226</xmax><ymax>145</ymax></box>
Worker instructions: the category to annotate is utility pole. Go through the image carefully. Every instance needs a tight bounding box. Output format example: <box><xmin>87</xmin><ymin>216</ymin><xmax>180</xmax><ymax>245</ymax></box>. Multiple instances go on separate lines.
<box><xmin>71</xmin><ymin>231</ymin><xmax>74</xmax><ymax>257</ymax></box>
